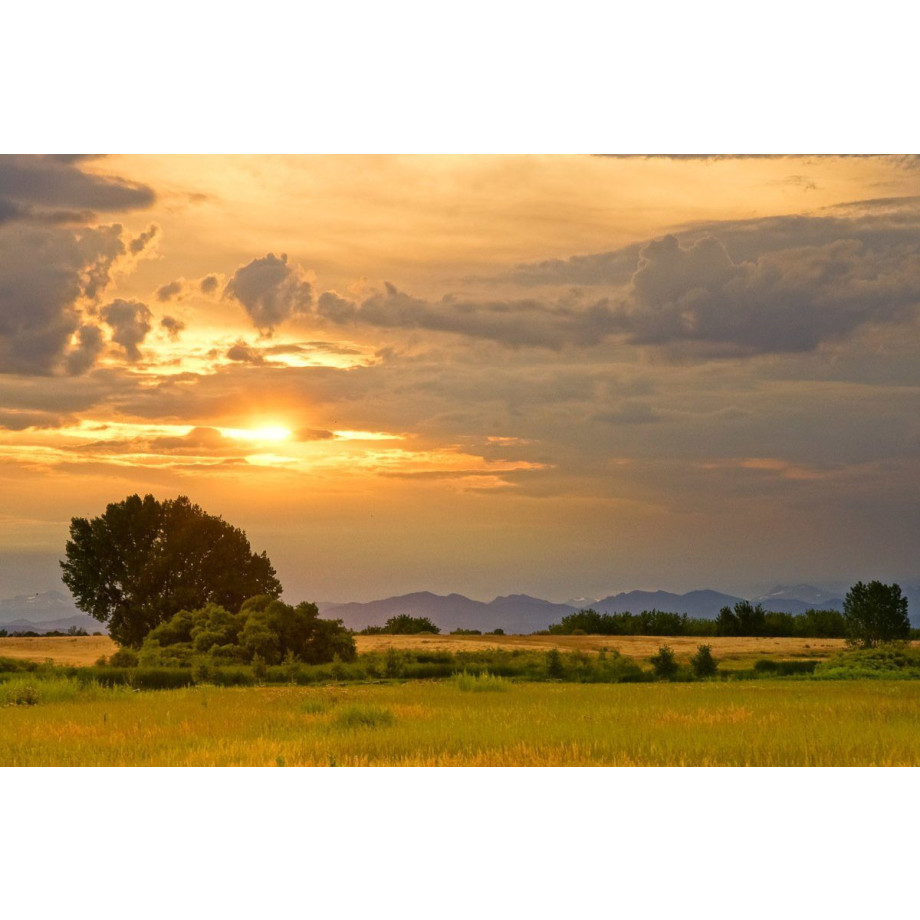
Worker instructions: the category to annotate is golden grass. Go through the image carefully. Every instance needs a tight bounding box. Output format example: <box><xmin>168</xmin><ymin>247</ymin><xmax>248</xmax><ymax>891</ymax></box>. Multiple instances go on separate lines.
<box><xmin>0</xmin><ymin>633</ymin><xmax>857</xmax><ymax>669</ymax></box>
<box><xmin>355</xmin><ymin>633</ymin><xmax>850</xmax><ymax>664</ymax></box>
<box><xmin>3</xmin><ymin>680</ymin><xmax>920</xmax><ymax>766</ymax></box>
<box><xmin>0</xmin><ymin>635</ymin><xmax>117</xmax><ymax>666</ymax></box>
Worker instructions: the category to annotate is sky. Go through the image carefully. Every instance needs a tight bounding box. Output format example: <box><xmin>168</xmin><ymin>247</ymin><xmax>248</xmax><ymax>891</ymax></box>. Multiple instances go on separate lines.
<box><xmin>0</xmin><ymin>154</ymin><xmax>918</xmax><ymax>603</ymax></box>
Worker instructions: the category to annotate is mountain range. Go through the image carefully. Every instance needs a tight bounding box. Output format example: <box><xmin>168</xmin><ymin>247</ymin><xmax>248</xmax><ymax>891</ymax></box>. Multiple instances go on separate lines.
<box><xmin>2</xmin><ymin>582</ymin><xmax>916</xmax><ymax>636</ymax></box>
<box><xmin>317</xmin><ymin>584</ymin><xmax>864</xmax><ymax>633</ymax></box>
<box><xmin>0</xmin><ymin>591</ymin><xmax>102</xmax><ymax>635</ymax></box>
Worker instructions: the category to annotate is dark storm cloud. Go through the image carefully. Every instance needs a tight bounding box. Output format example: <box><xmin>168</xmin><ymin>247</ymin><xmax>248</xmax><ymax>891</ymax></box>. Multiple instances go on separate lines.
<box><xmin>0</xmin><ymin>223</ymin><xmax>126</xmax><ymax>375</ymax></box>
<box><xmin>0</xmin><ymin>155</ymin><xmax>155</xmax><ymax>217</ymax></box>
<box><xmin>224</xmin><ymin>253</ymin><xmax>313</xmax><ymax>332</ymax></box>
<box><xmin>160</xmin><ymin>316</ymin><xmax>185</xmax><ymax>340</ymax></box>
<box><xmin>156</xmin><ymin>280</ymin><xmax>183</xmax><ymax>302</ymax></box>
<box><xmin>101</xmin><ymin>299</ymin><xmax>152</xmax><ymax>362</ymax></box>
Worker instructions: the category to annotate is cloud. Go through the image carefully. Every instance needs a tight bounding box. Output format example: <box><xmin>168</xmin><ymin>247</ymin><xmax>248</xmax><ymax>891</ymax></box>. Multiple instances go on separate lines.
<box><xmin>499</xmin><ymin>243</ymin><xmax>643</xmax><ymax>287</ymax></box>
<box><xmin>0</xmin><ymin>158</ymin><xmax>158</xmax><ymax>377</ymax></box>
<box><xmin>294</xmin><ymin>427</ymin><xmax>335</xmax><ymax>441</ymax></box>
<box><xmin>617</xmin><ymin>233</ymin><xmax>920</xmax><ymax>355</ymax></box>
<box><xmin>0</xmin><ymin>222</ymin><xmax>128</xmax><ymax>375</ymax></box>
<box><xmin>0</xmin><ymin>155</ymin><xmax>155</xmax><ymax>219</ymax></box>
<box><xmin>0</xmin><ymin>409</ymin><xmax>74</xmax><ymax>430</ymax></box>
<box><xmin>64</xmin><ymin>324</ymin><xmax>106</xmax><ymax>375</ymax></box>
<box><xmin>102</xmin><ymin>299</ymin><xmax>152</xmax><ymax>362</ymax></box>
<box><xmin>148</xmin><ymin>427</ymin><xmax>230</xmax><ymax>452</ymax></box>
<box><xmin>128</xmin><ymin>225</ymin><xmax>159</xmax><ymax>256</ymax></box>
<box><xmin>156</xmin><ymin>280</ymin><xmax>183</xmax><ymax>302</ymax></box>
<box><xmin>200</xmin><ymin>274</ymin><xmax>219</xmax><ymax>294</ymax></box>
<box><xmin>160</xmin><ymin>316</ymin><xmax>185</xmax><ymax>340</ymax></box>
<box><xmin>593</xmin><ymin>402</ymin><xmax>662</xmax><ymax>425</ymax></box>
<box><xmin>226</xmin><ymin>341</ymin><xmax>265</xmax><ymax>364</ymax></box>
<box><xmin>316</xmin><ymin>284</ymin><xmax>611</xmax><ymax>350</ymax></box>
<box><xmin>224</xmin><ymin>253</ymin><xmax>313</xmax><ymax>332</ymax></box>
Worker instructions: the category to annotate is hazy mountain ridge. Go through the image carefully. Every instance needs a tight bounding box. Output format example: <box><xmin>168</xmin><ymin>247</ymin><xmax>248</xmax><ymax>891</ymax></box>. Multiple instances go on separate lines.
<box><xmin>318</xmin><ymin>584</ymin><xmax>867</xmax><ymax>633</ymax></box>
<box><xmin>0</xmin><ymin>591</ymin><xmax>103</xmax><ymax>634</ymax></box>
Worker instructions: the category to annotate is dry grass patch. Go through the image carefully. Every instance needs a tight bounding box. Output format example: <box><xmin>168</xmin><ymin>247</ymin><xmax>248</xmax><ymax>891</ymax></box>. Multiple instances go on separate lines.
<box><xmin>0</xmin><ymin>636</ymin><xmax>117</xmax><ymax>666</ymax></box>
<box><xmin>354</xmin><ymin>633</ymin><xmax>850</xmax><ymax>663</ymax></box>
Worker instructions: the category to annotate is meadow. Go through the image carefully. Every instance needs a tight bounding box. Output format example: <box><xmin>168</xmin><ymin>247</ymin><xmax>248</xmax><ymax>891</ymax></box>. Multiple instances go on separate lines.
<box><xmin>2</xmin><ymin>677</ymin><xmax>920</xmax><ymax>766</ymax></box>
<box><xmin>3</xmin><ymin>635</ymin><xmax>919</xmax><ymax>767</ymax></box>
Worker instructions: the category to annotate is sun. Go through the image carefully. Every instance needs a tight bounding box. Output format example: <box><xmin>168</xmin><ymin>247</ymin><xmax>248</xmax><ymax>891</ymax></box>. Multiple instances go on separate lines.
<box><xmin>222</xmin><ymin>425</ymin><xmax>292</xmax><ymax>442</ymax></box>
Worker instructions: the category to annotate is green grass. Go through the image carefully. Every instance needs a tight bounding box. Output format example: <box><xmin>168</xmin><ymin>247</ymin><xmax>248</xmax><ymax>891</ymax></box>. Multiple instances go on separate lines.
<box><xmin>3</xmin><ymin>679</ymin><xmax>920</xmax><ymax>765</ymax></box>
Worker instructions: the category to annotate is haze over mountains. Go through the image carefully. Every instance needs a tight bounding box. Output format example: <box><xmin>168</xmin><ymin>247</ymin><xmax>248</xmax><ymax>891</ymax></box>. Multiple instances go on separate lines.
<box><xmin>3</xmin><ymin>584</ymin><xmax>917</xmax><ymax>636</ymax></box>
<box><xmin>0</xmin><ymin>591</ymin><xmax>102</xmax><ymax>634</ymax></box>
<box><xmin>317</xmin><ymin>585</ymin><xmax>859</xmax><ymax>634</ymax></box>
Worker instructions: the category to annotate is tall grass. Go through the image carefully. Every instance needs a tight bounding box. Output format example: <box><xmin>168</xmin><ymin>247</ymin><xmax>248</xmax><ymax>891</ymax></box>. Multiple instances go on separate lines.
<box><xmin>2</xmin><ymin>680</ymin><xmax>920</xmax><ymax>766</ymax></box>
<box><xmin>453</xmin><ymin>670</ymin><xmax>510</xmax><ymax>692</ymax></box>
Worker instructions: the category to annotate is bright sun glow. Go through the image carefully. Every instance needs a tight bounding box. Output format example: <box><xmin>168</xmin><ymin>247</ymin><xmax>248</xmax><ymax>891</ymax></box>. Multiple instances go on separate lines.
<box><xmin>221</xmin><ymin>426</ymin><xmax>292</xmax><ymax>442</ymax></box>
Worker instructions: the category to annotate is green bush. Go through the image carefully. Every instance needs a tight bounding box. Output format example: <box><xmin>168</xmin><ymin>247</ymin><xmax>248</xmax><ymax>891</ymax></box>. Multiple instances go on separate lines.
<box><xmin>384</xmin><ymin>648</ymin><xmax>406</xmax><ymax>678</ymax></box>
<box><xmin>814</xmin><ymin>644</ymin><xmax>920</xmax><ymax>680</ymax></box>
<box><xmin>0</xmin><ymin>656</ymin><xmax>39</xmax><ymax>674</ymax></box>
<box><xmin>139</xmin><ymin>595</ymin><xmax>355</xmax><ymax>667</ymax></box>
<box><xmin>545</xmin><ymin>648</ymin><xmax>565</xmax><ymax>679</ymax></box>
<box><xmin>754</xmin><ymin>659</ymin><xmax>820</xmax><ymax>676</ymax></box>
<box><xmin>690</xmin><ymin>645</ymin><xmax>718</xmax><ymax>678</ymax></box>
<box><xmin>84</xmin><ymin>667</ymin><xmax>195</xmax><ymax>689</ymax></box>
<box><xmin>649</xmin><ymin>645</ymin><xmax>678</xmax><ymax>680</ymax></box>
<box><xmin>108</xmin><ymin>648</ymin><xmax>139</xmax><ymax>667</ymax></box>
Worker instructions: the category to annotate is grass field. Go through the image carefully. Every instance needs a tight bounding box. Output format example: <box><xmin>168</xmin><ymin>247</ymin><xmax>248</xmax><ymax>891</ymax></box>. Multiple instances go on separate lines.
<box><xmin>0</xmin><ymin>633</ymin><xmax>849</xmax><ymax>668</ymax></box>
<box><xmin>2</xmin><ymin>678</ymin><xmax>920</xmax><ymax>766</ymax></box>
<box><xmin>0</xmin><ymin>635</ymin><xmax>115</xmax><ymax>666</ymax></box>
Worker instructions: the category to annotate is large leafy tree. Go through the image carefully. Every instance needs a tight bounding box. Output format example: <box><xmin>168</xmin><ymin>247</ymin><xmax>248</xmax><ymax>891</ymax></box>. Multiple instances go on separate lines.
<box><xmin>843</xmin><ymin>580</ymin><xmax>911</xmax><ymax>648</ymax></box>
<box><xmin>61</xmin><ymin>494</ymin><xmax>282</xmax><ymax>646</ymax></box>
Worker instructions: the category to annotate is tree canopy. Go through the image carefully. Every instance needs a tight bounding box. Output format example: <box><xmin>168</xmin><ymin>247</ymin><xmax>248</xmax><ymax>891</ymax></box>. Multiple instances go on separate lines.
<box><xmin>61</xmin><ymin>494</ymin><xmax>282</xmax><ymax>647</ymax></box>
<box><xmin>843</xmin><ymin>580</ymin><xmax>910</xmax><ymax>648</ymax></box>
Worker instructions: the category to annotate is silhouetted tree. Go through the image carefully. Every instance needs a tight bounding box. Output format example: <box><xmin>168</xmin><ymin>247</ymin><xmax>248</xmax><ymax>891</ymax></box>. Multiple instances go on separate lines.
<box><xmin>61</xmin><ymin>494</ymin><xmax>282</xmax><ymax>647</ymax></box>
<box><xmin>843</xmin><ymin>581</ymin><xmax>910</xmax><ymax>648</ymax></box>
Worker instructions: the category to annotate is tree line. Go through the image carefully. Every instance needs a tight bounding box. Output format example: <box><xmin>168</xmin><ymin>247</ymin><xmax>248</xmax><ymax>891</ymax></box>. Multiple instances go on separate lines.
<box><xmin>549</xmin><ymin>583</ymin><xmax>911</xmax><ymax>648</ymax></box>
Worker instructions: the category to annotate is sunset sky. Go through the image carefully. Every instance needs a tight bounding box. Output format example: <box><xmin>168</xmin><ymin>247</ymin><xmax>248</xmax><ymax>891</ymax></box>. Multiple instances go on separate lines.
<box><xmin>1</xmin><ymin>154</ymin><xmax>918</xmax><ymax>602</ymax></box>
